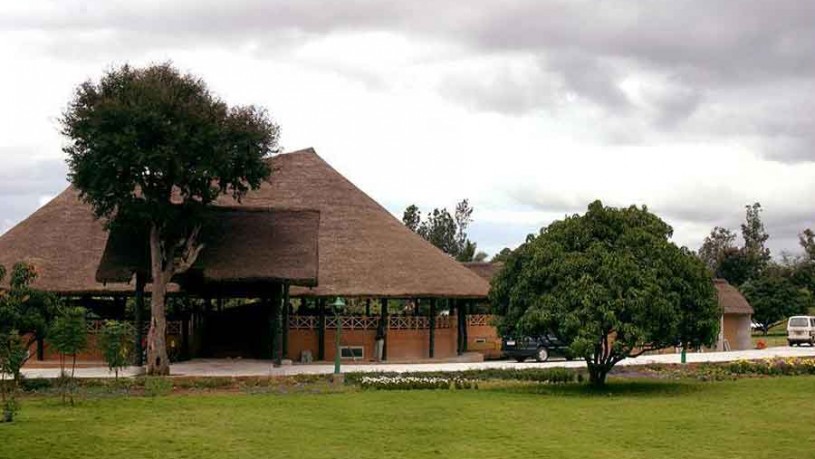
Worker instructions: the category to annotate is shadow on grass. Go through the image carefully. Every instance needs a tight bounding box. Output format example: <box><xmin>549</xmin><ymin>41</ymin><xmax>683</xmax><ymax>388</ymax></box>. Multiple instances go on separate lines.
<box><xmin>485</xmin><ymin>378</ymin><xmax>705</xmax><ymax>399</ymax></box>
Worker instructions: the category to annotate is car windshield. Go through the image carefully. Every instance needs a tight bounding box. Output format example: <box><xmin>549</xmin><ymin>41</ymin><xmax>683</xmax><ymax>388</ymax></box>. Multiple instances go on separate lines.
<box><xmin>789</xmin><ymin>318</ymin><xmax>809</xmax><ymax>327</ymax></box>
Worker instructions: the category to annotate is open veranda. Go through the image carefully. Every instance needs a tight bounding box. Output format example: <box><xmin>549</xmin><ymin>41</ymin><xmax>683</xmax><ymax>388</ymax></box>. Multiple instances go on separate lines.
<box><xmin>2</xmin><ymin>372</ymin><xmax>815</xmax><ymax>459</ymax></box>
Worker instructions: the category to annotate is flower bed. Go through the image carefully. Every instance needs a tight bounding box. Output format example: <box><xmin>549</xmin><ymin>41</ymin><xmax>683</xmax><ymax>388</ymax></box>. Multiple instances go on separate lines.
<box><xmin>359</xmin><ymin>376</ymin><xmax>478</xmax><ymax>391</ymax></box>
<box><xmin>348</xmin><ymin>367</ymin><xmax>579</xmax><ymax>387</ymax></box>
<box><xmin>727</xmin><ymin>357</ymin><xmax>815</xmax><ymax>376</ymax></box>
<box><xmin>642</xmin><ymin>357</ymin><xmax>815</xmax><ymax>381</ymax></box>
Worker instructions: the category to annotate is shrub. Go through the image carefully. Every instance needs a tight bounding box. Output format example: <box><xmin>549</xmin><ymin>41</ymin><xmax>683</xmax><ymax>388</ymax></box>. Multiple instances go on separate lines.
<box><xmin>0</xmin><ymin>332</ymin><xmax>28</xmax><ymax>422</ymax></box>
<box><xmin>49</xmin><ymin>307</ymin><xmax>88</xmax><ymax>405</ymax></box>
<box><xmin>99</xmin><ymin>320</ymin><xmax>135</xmax><ymax>379</ymax></box>
<box><xmin>2</xmin><ymin>396</ymin><xmax>19</xmax><ymax>423</ymax></box>
<box><xmin>20</xmin><ymin>378</ymin><xmax>53</xmax><ymax>392</ymax></box>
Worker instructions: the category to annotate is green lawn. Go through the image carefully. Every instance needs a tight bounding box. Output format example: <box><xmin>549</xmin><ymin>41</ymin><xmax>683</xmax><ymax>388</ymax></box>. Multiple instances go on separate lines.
<box><xmin>752</xmin><ymin>332</ymin><xmax>789</xmax><ymax>348</ymax></box>
<box><xmin>2</xmin><ymin>377</ymin><xmax>815</xmax><ymax>459</ymax></box>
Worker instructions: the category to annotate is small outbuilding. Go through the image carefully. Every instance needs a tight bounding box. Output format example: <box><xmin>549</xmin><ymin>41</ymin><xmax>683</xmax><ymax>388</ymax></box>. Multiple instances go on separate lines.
<box><xmin>714</xmin><ymin>279</ymin><xmax>755</xmax><ymax>351</ymax></box>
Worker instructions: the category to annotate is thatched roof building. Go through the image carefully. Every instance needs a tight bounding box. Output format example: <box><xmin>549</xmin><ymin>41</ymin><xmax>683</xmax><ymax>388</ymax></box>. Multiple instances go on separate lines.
<box><xmin>0</xmin><ymin>148</ymin><xmax>489</xmax><ymax>299</ymax></box>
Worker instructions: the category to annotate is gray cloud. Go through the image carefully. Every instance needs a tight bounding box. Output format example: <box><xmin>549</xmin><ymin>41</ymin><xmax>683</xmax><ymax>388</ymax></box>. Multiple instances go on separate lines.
<box><xmin>0</xmin><ymin>149</ymin><xmax>68</xmax><ymax>233</ymax></box>
<box><xmin>5</xmin><ymin>2</ymin><xmax>813</xmax><ymax>145</ymax></box>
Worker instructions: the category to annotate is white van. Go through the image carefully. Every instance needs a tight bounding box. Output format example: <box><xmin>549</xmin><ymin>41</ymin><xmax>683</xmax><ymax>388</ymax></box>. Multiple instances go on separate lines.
<box><xmin>787</xmin><ymin>316</ymin><xmax>815</xmax><ymax>346</ymax></box>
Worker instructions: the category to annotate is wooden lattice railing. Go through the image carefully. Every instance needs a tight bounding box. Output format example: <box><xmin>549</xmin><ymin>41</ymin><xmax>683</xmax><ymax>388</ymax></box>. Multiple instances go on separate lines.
<box><xmin>466</xmin><ymin>314</ymin><xmax>494</xmax><ymax>327</ymax></box>
<box><xmin>288</xmin><ymin>315</ymin><xmax>456</xmax><ymax>330</ymax></box>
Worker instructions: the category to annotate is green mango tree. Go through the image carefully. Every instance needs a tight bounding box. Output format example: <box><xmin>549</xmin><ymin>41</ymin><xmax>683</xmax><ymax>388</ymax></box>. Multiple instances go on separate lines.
<box><xmin>491</xmin><ymin>201</ymin><xmax>720</xmax><ymax>386</ymax></box>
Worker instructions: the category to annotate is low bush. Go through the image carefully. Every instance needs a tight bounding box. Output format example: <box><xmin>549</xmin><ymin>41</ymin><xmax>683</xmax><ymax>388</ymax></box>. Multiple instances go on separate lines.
<box><xmin>20</xmin><ymin>378</ymin><xmax>53</xmax><ymax>392</ymax></box>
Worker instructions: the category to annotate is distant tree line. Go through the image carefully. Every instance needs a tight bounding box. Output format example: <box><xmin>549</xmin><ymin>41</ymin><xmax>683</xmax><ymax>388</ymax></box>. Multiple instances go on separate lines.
<box><xmin>402</xmin><ymin>199</ymin><xmax>488</xmax><ymax>262</ymax></box>
<box><xmin>698</xmin><ymin>203</ymin><xmax>814</xmax><ymax>333</ymax></box>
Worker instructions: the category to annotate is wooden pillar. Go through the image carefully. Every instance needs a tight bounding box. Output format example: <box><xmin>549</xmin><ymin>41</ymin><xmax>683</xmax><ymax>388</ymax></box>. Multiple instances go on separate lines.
<box><xmin>118</xmin><ymin>296</ymin><xmax>127</xmax><ymax>319</ymax></box>
<box><xmin>189</xmin><ymin>299</ymin><xmax>200</xmax><ymax>358</ymax></box>
<box><xmin>380</xmin><ymin>298</ymin><xmax>389</xmax><ymax>361</ymax></box>
<box><xmin>134</xmin><ymin>273</ymin><xmax>146</xmax><ymax>366</ymax></box>
<box><xmin>462</xmin><ymin>301</ymin><xmax>469</xmax><ymax>352</ymax></box>
<box><xmin>317</xmin><ymin>297</ymin><xmax>326</xmax><ymax>361</ymax></box>
<box><xmin>365</xmin><ymin>298</ymin><xmax>371</xmax><ymax>317</ymax></box>
<box><xmin>429</xmin><ymin>298</ymin><xmax>436</xmax><ymax>359</ymax></box>
<box><xmin>36</xmin><ymin>336</ymin><xmax>44</xmax><ymax>361</ymax></box>
<box><xmin>271</xmin><ymin>285</ymin><xmax>282</xmax><ymax>365</ymax></box>
<box><xmin>201</xmin><ymin>297</ymin><xmax>212</xmax><ymax>357</ymax></box>
<box><xmin>455</xmin><ymin>299</ymin><xmax>464</xmax><ymax>355</ymax></box>
<box><xmin>282</xmin><ymin>284</ymin><xmax>290</xmax><ymax>359</ymax></box>
<box><xmin>181</xmin><ymin>306</ymin><xmax>190</xmax><ymax>361</ymax></box>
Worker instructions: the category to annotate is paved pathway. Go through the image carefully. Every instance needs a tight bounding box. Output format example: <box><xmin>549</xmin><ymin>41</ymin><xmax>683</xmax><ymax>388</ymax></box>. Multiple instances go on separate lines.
<box><xmin>19</xmin><ymin>346</ymin><xmax>815</xmax><ymax>379</ymax></box>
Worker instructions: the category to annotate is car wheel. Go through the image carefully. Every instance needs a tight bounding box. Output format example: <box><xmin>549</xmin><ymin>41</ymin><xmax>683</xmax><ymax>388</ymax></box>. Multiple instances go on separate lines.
<box><xmin>788</xmin><ymin>341</ymin><xmax>793</xmax><ymax>347</ymax></box>
<box><xmin>535</xmin><ymin>347</ymin><xmax>549</xmax><ymax>362</ymax></box>
<box><xmin>514</xmin><ymin>356</ymin><xmax>527</xmax><ymax>363</ymax></box>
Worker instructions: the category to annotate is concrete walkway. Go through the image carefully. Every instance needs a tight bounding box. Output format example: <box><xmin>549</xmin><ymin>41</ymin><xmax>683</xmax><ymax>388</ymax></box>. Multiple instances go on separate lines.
<box><xmin>19</xmin><ymin>346</ymin><xmax>815</xmax><ymax>379</ymax></box>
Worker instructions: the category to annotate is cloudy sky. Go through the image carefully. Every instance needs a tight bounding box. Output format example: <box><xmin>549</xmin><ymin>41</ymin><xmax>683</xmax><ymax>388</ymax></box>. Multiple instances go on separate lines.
<box><xmin>1</xmin><ymin>0</ymin><xmax>814</xmax><ymax>257</ymax></box>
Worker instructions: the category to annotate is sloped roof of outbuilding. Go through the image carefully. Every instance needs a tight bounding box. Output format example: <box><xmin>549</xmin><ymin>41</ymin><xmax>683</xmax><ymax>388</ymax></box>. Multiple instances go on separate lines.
<box><xmin>714</xmin><ymin>279</ymin><xmax>754</xmax><ymax>315</ymax></box>
<box><xmin>461</xmin><ymin>262</ymin><xmax>504</xmax><ymax>284</ymax></box>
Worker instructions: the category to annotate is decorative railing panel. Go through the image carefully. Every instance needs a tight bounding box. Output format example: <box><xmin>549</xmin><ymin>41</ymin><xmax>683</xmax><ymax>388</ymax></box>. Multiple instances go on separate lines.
<box><xmin>289</xmin><ymin>315</ymin><xmax>317</xmax><ymax>330</ymax></box>
<box><xmin>288</xmin><ymin>315</ymin><xmax>456</xmax><ymax>330</ymax></box>
<box><xmin>466</xmin><ymin>315</ymin><xmax>494</xmax><ymax>327</ymax></box>
<box><xmin>325</xmin><ymin>316</ymin><xmax>381</xmax><ymax>330</ymax></box>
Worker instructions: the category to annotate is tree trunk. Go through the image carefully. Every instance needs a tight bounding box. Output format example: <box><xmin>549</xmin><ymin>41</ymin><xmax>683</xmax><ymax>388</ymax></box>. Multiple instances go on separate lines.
<box><xmin>134</xmin><ymin>272</ymin><xmax>146</xmax><ymax>366</ymax></box>
<box><xmin>146</xmin><ymin>280</ymin><xmax>170</xmax><ymax>375</ymax></box>
<box><xmin>146</xmin><ymin>225</ymin><xmax>171</xmax><ymax>376</ymax></box>
<box><xmin>588</xmin><ymin>362</ymin><xmax>611</xmax><ymax>387</ymax></box>
<box><xmin>587</xmin><ymin>363</ymin><xmax>608</xmax><ymax>387</ymax></box>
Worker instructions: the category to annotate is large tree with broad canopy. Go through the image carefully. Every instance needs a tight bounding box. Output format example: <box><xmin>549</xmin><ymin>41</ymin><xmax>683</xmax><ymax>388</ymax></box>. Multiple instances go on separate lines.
<box><xmin>62</xmin><ymin>63</ymin><xmax>279</xmax><ymax>375</ymax></box>
<box><xmin>491</xmin><ymin>201</ymin><xmax>720</xmax><ymax>386</ymax></box>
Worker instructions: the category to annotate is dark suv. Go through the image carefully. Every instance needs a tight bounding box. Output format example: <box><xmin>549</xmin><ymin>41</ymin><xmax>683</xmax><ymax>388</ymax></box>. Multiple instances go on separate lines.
<box><xmin>501</xmin><ymin>335</ymin><xmax>572</xmax><ymax>362</ymax></box>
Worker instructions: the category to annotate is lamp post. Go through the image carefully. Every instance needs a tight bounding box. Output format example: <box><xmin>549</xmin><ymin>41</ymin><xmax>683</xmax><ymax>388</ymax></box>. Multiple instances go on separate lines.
<box><xmin>331</xmin><ymin>297</ymin><xmax>346</xmax><ymax>375</ymax></box>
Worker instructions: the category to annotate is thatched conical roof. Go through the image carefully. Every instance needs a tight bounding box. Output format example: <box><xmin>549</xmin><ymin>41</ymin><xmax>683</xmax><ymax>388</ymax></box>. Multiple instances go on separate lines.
<box><xmin>0</xmin><ymin>148</ymin><xmax>489</xmax><ymax>298</ymax></box>
<box><xmin>714</xmin><ymin>279</ymin><xmax>754</xmax><ymax>315</ymax></box>
<box><xmin>219</xmin><ymin>148</ymin><xmax>489</xmax><ymax>298</ymax></box>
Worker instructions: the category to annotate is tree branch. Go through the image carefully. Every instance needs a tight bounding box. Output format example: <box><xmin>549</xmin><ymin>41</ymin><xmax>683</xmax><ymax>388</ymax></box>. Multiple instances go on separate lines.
<box><xmin>628</xmin><ymin>345</ymin><xmax>658</xmax><ymax>359</ymax></box>
<box><xmin>172</xmin><ymin>225</ymin><xmax>204</xmax><ymax>276</ymax></box>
